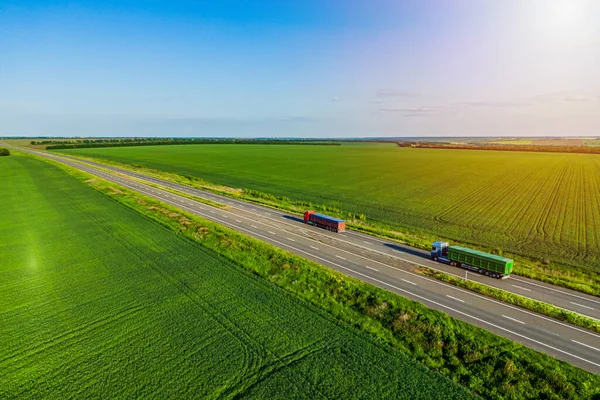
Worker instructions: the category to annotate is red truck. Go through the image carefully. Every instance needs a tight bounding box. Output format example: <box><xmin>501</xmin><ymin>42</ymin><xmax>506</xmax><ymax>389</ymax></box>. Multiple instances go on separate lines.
<box><xmin>303</xmin><ymin>210</ymin><xmax>346</xmax><ymax>232</ymax></box>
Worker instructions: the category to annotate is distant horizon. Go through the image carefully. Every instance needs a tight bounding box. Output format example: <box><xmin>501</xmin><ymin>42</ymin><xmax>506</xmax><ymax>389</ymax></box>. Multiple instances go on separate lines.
<box><xmin>3</xmin><ymin>135</ymin><xmax>599</xmax><ymax>140</ymax></box>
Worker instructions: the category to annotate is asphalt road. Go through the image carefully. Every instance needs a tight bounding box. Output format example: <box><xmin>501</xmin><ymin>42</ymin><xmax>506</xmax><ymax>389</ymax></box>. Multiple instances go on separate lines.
<box><xmin>7</xmin><ymin>145</ymin><xmax>600</xmax><ymax>374</ymax></box>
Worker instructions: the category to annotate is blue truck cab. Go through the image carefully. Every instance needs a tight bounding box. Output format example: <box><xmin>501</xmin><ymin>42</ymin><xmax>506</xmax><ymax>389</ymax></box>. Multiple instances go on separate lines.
<box><xmin>431</xmin><ymin>241</ymin><xmax>449</xmax><ymax>261</ymax></box>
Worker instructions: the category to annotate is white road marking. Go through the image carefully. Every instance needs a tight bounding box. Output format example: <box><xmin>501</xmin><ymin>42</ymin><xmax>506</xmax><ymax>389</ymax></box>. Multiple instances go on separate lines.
<box><xmin>287</xmin><ymin>238</ymin><xmax>295</xmax><ymax>242</ymax></box>
<box><xmin>503</xmin><ymin>315</ymin><xmax>525</xmax><ymax>325</ymax></box>
<box><xmin>540</xmin><ymin>329</ymin><xmax>560</xmax><ymax>337</ymax></box>
<box><xmin>365</xmin><ymin>266</ymin><xmax>378</xmax><ymax>271</ymax></box>
<box><xmin>310</xmin><ymin>245</ymin><xmax>319</xmax><ymax>250</ymax></box>
<box><xmin>401</xmin><ymin>279</ymin><xmax>417</xmax><ymax>286</ymax></box>
<box><xmin>512</xmin><ymin>285</ymin><xmax>532</xmax><ymax>292</ymax></box>
<box><xmin>210</xmin><ymin>211</ymin><xmax>216</xmax><ymax>214</ymax></box>
<box><xmin>362</xmin><ymin>240</ymin><xmax>370</xmax><ymax>244</ymax></box>
<box><xmin>572</xmin><ymin>340</ymin><xmax>600</xmax><ymax>353</ymax></box>
<box><xmin>336</xmin><ymin>255</ymin><xmax>346</xmax><ymax>260</ymax></box>
<box><xmin>222</xmin><ymin>215</ymin><xmax>228</xmax><ymax>219</ymax></box>
<box><xmin>570</xmin><ymin>302</ymin><xmax>595</xmax><ymax>311</ymax></box>
<box><xmin>235</xmin><ymin>219</ymin><xmax>242</xmax><ymax>223</ymax></box>
<box><xmin>268</xmin><ymin>231</ymin><xmax>276</xmax><ymax>235</ymax></box>
<box><xmin>251</xmin><ymin>225</ymin><xmax>258</xmax><ymax>228</ymax></box>
<box><xmin>446</xmin><ymin>295</ymin><xmax>465</xmax><ymax>303</ymax></box>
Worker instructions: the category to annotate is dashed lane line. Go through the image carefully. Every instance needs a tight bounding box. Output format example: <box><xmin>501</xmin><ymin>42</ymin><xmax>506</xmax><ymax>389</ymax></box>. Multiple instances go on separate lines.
<box><xmin>570</xmin><ymin>302</ymin><xmax>595</xmax><ymax>311</ymax></box>
<box><xmin>447</xmin><ymin>295</ymin><xmax>465</xmax><ymax>303</ymax></box>
<box><xmin>572</xmin><ymin>340</ymin><xmax>600</xmax><ymax>353</ymax></box>
<box><xmin>503</xmin><ymin>315</ymin><xmax>526</xmax><ymax>325</ymax></box>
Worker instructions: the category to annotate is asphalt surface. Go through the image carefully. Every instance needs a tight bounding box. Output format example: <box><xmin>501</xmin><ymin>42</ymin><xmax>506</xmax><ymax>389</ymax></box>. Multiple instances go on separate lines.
<box><xmin>6</xmin><ymin>145</ymin><xmax>600</xmax><ymax>374</ymax></box>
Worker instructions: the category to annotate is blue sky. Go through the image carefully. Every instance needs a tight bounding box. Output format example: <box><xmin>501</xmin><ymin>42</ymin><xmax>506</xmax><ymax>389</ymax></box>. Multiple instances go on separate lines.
<box><xmin>1</xmin><ymin>1</ymin><xmax>599</xmax><ymax>137</ymax></box>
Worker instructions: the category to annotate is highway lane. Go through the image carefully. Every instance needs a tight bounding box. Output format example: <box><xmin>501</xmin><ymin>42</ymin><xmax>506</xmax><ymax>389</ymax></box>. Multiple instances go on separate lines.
<box><xmin>51</xmin><ymin>150</ymin><xmax>600</xmax><ymax>321</ymax></box>
<box><xmin>8</xmin><ymin>146</ymin><xmax>600</xmax><ymax>374</ymax></box>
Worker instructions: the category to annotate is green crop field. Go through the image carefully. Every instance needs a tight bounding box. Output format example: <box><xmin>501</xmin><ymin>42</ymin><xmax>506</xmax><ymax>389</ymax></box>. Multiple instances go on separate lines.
<box><xmin>0</xmin><ymin>154</ymin><xmax>470</xmax><ymax>399</ymax></box>
<box><xmin>56</xmin><ymin>144</ymin><xmax>600</xmax><ymax>274</ymax></box>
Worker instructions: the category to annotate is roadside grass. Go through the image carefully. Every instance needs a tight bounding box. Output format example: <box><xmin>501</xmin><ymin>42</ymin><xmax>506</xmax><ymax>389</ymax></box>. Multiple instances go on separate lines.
<box><xmin>29</xmin><ymin>152</ymin><xmax>600</xmax><ymax>400</ymax></box>
<box><xmin>51</xmin><ymin>150</ymin><xmax>600</xmax><ymax>297</ymax></box>
<box><xmin>0</xmin><ymin>153</ymin><xmax>473</xmax><ymax>399</ymax></box>
<box><xmin>113</xmin><ymin>171</ymin><xmax>230</xmax><ymax>210</ymax></box>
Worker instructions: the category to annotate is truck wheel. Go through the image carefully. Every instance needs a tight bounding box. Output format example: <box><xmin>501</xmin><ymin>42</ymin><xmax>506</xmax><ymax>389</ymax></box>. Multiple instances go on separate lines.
<box><xmin>491</xmin><ymin>273</ymin><xmax>499</xmax><ymax>279</ymax></box>
<box><xmin>433</xmin><ymin>256</ymin><xmax>438</xmax><ymax>261</ymax></box>
<box><xmin>478</xmin><ymin>269</ymin><xmax>483</xmax><ymax>274</ymax></box>
<box><xmin>484</xmin><ymin>271</ymin><xmax>490</xmax><ymax>276</ymax></box>
<box><xmin>450</xmin><ymin>261</ymin><xmax>456</xmax><ymax>266</ymax></box>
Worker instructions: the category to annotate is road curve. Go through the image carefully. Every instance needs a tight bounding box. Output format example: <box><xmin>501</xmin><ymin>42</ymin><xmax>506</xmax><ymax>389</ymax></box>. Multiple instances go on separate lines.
<box><xmin>6</xmin><ymin>145</ymin><xmax>600</xmax><ymax>374</ymax></box>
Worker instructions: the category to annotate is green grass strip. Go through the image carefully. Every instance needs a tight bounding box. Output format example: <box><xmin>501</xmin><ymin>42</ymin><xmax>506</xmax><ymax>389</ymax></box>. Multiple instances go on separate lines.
<box><xmin>24</xmin><ymin>151</ymin><xmax>600</xmax><ymax>400</ymax></box>
<box><xmin>94</xmin><ymin>166</ymin><xmax>229</xmax><ymax>210</ymax></box>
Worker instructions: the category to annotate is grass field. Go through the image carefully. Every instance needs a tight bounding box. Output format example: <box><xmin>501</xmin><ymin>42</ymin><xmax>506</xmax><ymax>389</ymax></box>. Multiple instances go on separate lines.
<box><xmin>0</xmin><ymin>154</ymin><xmax>471</xmax><ymax>399</ymax></box>
<box><xmin>57</xmin><ymin>144</ymin><xmax>600</xmax><ymax>275</ymax></box>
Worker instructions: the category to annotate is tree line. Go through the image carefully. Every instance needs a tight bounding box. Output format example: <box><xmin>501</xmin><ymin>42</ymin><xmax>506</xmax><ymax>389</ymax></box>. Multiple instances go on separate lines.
<box><xmin>31</xmin><ymin>138</ymin><xmax>169</xmax><ymax>145</ymax></box>
<box><xmin>397</xmin><ymin>141</ymin><xmax>600</xmax><ymax>155</ymax></box>
<box><xmin>45</xmin><ymin>139</ymin><xmax>341</xmax><ymax>150</ymax></box>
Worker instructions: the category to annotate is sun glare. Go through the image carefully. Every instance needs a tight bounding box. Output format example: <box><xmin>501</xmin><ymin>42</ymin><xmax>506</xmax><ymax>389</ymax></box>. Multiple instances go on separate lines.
<box><xmin>545</xmin><ymin>0</ymin><xmax>589</xmax><ymax>27</ymax></box>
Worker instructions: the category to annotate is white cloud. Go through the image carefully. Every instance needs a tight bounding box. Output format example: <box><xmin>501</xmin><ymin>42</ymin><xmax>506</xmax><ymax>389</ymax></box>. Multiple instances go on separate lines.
<box><xmin>454</xmin><ymin>101</ymin><xmax>533</xmax><ymax>108</ymax></box>
<box><xmin>376</xmin><ymin>90</ymin><xmax>421</xmax><ymax>98</ymax></box>
<box><xmin>378</xmin><ymin>107</ymin><xmax>441</xmax><ymax>113</ymax></box>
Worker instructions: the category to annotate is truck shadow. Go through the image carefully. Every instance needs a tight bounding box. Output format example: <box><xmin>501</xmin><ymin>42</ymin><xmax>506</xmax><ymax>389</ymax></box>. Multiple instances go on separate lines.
<box><xmin>383</xmin><ymin>243</ymin><xmax>430</xmax><ymax>260</ymax></box>
<box><xmin>283</xmin><ymin>215</ymin><xmax>305</xmax><ymax>223</ymax></box>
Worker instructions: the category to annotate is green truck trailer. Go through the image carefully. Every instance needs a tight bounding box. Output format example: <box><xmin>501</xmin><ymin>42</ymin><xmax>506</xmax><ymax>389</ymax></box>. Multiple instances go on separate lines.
<box><xmin>430</xmin><ymin>241</ymin><xmax>514</xmax><ymax>279</ymax></box>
